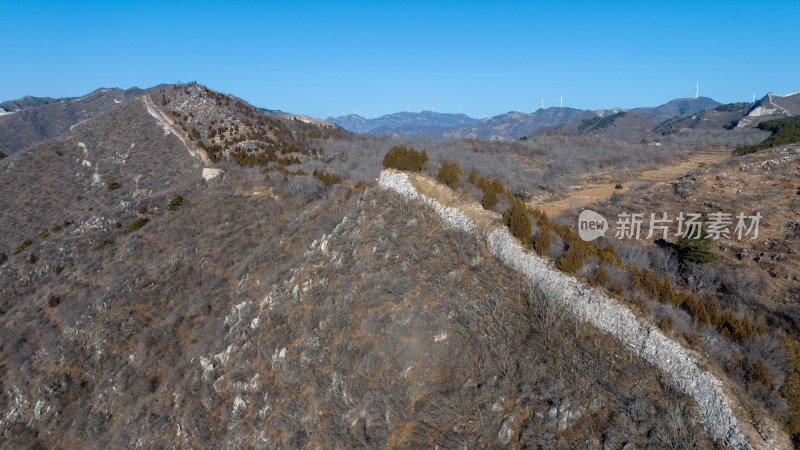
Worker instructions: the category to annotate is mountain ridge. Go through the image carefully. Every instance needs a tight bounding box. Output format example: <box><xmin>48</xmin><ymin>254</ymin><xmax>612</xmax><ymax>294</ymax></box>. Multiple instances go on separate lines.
<box><xmin>0</xmin><ymin>85</ymin><xmax>170</xmax><ymax>155</ymax></box>
<box><xmin>327</xmin><ymin>110</ymin><xmax>478</xmax><ymax>134</ymax></box>
<box><xmin>326</xmin><ymin>96</ymin><xmax>726</xmax><ymax>141</ymax></box>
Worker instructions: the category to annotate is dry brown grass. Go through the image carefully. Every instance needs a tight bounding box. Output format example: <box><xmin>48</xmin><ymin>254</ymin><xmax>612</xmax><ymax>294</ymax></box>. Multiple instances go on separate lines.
<box><xmin>528</xmin><ymin>148</ymin><xmax>732</xmax><ymax>217</ymax></box>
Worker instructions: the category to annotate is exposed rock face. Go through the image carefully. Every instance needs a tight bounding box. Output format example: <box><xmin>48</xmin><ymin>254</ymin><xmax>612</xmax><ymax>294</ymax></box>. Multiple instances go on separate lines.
<box><xmin>378</xmin><ymin>169</ymin><xmax>752</xmax><ymax>449</ymax></box>
<box><xmin>202</xmin><ymin>167</ymin><xmax>224</xmax><ymax>182</ymax></box>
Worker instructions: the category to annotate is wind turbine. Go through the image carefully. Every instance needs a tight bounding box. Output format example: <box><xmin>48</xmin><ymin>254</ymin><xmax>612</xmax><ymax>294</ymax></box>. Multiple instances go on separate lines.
<box><xmin>541</xmin><ymin>98</ymin><xmax>544</xmax><ymax>110</ymax></box>
<box><xmin>560</xmin><ymin>95</ymin><xmax>563</xmax><ymax>108</ymax></box>
<box><xmin>696</xmin><ymin>81</ymin><xmax>699</xmax><ymax>98</ymax></box>
<box><xmin>752</xmin><ymin>90</ymin><xmax>756</xmax><ymax>103</ymax></box>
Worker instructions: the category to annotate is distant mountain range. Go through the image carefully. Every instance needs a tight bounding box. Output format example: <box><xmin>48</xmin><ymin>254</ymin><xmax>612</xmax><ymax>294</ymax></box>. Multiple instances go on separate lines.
<box><xmin>323</xmin><ymin>94</ymin><xmax>800</xmax><ymax>142</ymax></box>
<box><xmin>327</xmin><ymin>111</ymin><xmax>478</xmax><ymax>134</ymax></box>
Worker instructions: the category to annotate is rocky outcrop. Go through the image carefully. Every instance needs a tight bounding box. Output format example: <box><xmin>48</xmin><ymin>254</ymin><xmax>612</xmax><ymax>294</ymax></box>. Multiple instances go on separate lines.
<box><xmin>378</xmin><ymin>169</ymin><xmax>752</xmax><ymax>449</ymax></box>
<box><xmin>202</xmin><ymin>167</ymin><xmax>224</xmax><ymax>182</ymax></box>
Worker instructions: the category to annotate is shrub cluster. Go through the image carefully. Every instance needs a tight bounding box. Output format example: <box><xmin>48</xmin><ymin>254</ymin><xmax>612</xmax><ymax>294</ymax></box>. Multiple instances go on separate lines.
<box><xmin>676</xmin><ymin>232</ymin><xmax>719</xmax><ymax>268</ymax></box>
<box><xmin>503</xmin><ymin>199</ymin><xmax>532</xmax><ymax>244</ymax></box>
<box><xmin>436</xmin><ymin>160</ymin><xmax>461</xmax><ymax>189</ymax></box>
<box><xmin>14</xmin><ymin>240</ymin><xmax>33</xmax><ymax>255</ymax></box>
<box><xmin>578</xmin><ymin>111</ymin><xmax>626</xmax><ymax>132</ymax></box>
<box><xmin>533</xmin><ymin>229</ymin><xmax>552</xmax><ymax>255</ymax></box>
<box><xmin>312</xmin><ymin>169</ymin><xmax>341</xmax><ymax>186</ymax></box>
<box><xmin>590</xmin><ymin>264</ymin><xmax>609</xmax><ymax>287</ymax></box>
<box><xmin>12</xmin><ymin>222</ymin><xmax>66</xmax><ymax>255</ymax></box>
<box><xmin>382</xmin><ymin>146</ymin><xmax>428</xmax><ymax>171</ymax></box>
<box><xmin>95</xmin><ymin>239</ymin><xmax>113</xmax><ymax>250</ymax></box>
<box><xmin>714</xmin><ymin>102</ymin><xmax>748</xmax><ymax>113</ymax></box>
<box><xmin>468</xmin><ymin>169</ymin><xmax>506</xmax><ymax>209</ymax></box>
<box><xmin>167</xmin><ymin>195</ymin><xmax>185</xmax><ymax>211</ymax></box>
<box><xmin>733</xmin><ymin>116</ymin><xmax>800</xmax><ymax>155</ymax></box>
<box><xmin>123</xmin><ymin>217</ymin><xmax>150</xmax><ymax>235</ymax></box>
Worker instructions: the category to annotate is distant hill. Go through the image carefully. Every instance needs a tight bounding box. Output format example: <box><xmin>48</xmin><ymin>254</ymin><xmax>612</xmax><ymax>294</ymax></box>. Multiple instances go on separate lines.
<box><xmin>630</xmin><ymin>96</ymin><xmax>720</xmax><ymax>121</ymax></box>
<box><xmin>259</xmin><ymin>107</ymin><xmax>334</xmax><ymax>127</ymax></box>
<box><xmin>654</xmin><ymin>102</ymin><xmax>752</xmax><ymax>134</ymax></box>
<box><xmin>327</xmin><ymin>111</ymin><xmax>478</xmax><ymax>134</ymax></box>
<box><xmin>736</xmin><ymin>91</ymin><xmax>800</xmax><ymax>129</ymax></box>
<box><xmin>0</xmin><ymin>86</ymin><xmax>167</xmax><ymax>155</ymax></box>
<box><xmin>543</xmin><ymin>111</ymin><xmax>661</xmax><ymax>142</ymax></box>
<box><xmin>443</xmin><ymin>107</ymin><xmax>589</xmax><ymax>140</ymax></box>
<box><xmin>652</xmin><ymin>91</ymin><xmax>800</xmax><ymax>135</ymax></box>
<box><xmin>0</xmin><ymin>95</ymin><xmax>59</xmax><ymax>112</ymax></box>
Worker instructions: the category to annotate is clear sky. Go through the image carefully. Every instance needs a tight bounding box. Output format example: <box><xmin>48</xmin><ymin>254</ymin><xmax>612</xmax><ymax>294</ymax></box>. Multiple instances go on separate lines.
<box><xmin>2</xmin><ymin>0</ymin><xmax>798</xmax><ymax>119</ymax></box>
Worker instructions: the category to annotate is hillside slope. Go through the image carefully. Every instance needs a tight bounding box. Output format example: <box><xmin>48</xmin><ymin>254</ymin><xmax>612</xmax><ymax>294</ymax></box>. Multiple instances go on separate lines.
<box><xmin>378</xmin><ymin>169</ymin><xmax>788</xmax><ymax>448</ymax></box>
<box><xmin>737</xmin><ymin>91</ymin><xmax>800</xmax><ymax>129</ymax></box>
<box><xmin>0</xmin><ymin>181</ymin><xmax>715</xmax><ymax>447</ymax></box>
<box><xmin>631</xmin><ymin>97</ymin><xmax>721</xmax><ymax>121</ymax></box>
<box><xmin>0</xmin><ymin>86</ymin><xmax>166</xmax><ymax>155</ymax></box>
<box><xmin>546</xmin><ymin>111</ymin><xmax>661</xmax><ymax>143</ymax></box>
<box><xmin>3</xmin><ymin>83</ymin><xmax>795</xmax><ymax>447</ymax></box>
<box><xmin>654</xmin><ymin>102</ymin><xmax>753</xmax><ymax>134</ymax></box>
<box><xmin>0</xmin><ymin>87</ymin><xmax>725</xmax><ymax>447</ymax></box>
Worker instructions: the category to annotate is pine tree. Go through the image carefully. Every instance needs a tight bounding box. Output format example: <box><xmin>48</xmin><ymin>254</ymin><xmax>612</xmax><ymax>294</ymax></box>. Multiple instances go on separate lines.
<box><xmin>482</xmin><ymin>188</ymin><xmax>497</xmax><ymax>209</ymax></box>
<box><xmin>676</xmin><ymin>228</ymin><xmax>718</xmax><ymax>268</ymax></box>
<box><xmin>436</xmin><ymin>160</ymin><xmax>460</xmax><ymax>189</ymax></box>
<box><xmin>503</xmin><ymin>199</ymin><xmax>532</xmax><ymax>243</ymax></box>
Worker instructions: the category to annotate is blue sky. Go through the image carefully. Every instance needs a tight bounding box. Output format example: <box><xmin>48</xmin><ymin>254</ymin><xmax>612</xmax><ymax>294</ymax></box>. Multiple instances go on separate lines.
<box><xmin>2</xmin><ymin>0</ymin><xmax>798</xmax><ymax>118</ymax></box>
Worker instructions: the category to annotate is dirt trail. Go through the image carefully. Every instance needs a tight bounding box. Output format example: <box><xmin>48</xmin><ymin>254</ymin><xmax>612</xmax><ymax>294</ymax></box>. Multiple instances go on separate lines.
<box><xmin>142</xmin><ymin>95</ymin><xmax>209</xmax><ymax>163</ymax></box>
<box><xmin>528</xmin><ymin>148</ymin><xmax>731</xmax><ymax>216</ymax></box>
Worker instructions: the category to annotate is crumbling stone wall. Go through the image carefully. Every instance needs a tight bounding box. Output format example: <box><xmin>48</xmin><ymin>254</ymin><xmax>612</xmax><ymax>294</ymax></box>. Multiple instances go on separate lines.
<box><xmin>379</xmin><ymin>169</ymin><xmax>751</xmax><ymax>449</ymax></box>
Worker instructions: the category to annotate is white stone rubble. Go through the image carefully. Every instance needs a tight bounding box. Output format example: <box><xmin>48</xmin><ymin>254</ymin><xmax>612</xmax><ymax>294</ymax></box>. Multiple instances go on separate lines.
<box><xmin>202</xmin><ymin>167</ymin><xmax>224</xmax><ymax>182</ymax></box>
